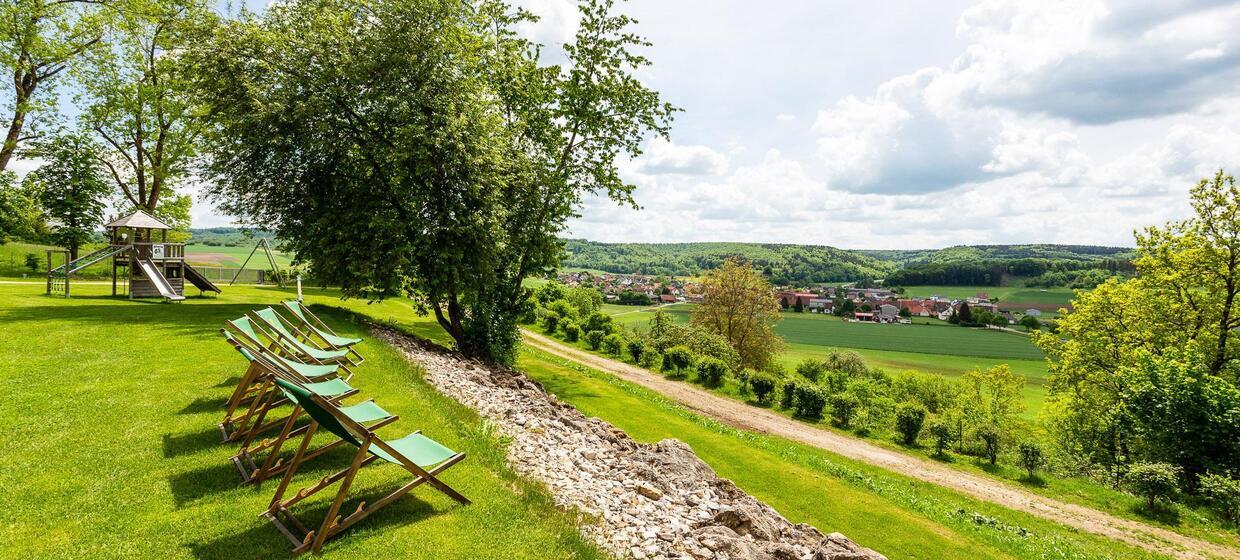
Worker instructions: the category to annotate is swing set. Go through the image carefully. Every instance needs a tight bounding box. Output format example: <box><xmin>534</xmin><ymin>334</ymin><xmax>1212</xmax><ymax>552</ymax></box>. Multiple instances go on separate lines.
<box><xmin>230</xmin><ymin>237</ymin><xmax>286</xmax><ymax>287</ymax></box>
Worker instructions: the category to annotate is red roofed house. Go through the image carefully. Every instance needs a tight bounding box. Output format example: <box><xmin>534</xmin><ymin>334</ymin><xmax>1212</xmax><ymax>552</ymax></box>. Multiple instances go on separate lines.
<box><xmin>778</xmin><ymin>290</ymin><xmax>818</xmax><ymax>308</ymax></box>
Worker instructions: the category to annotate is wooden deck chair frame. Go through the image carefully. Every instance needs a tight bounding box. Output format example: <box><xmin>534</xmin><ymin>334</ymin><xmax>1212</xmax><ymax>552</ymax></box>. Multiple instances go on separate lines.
<box><xmin>264</xmin><ymin>380</ymin><xmax>470</xmax><ymax>554</ymax></box>
<box><xmin>222</xmin><ymin>331</ymin><xmax>398</xmax><ymax>485</ymax></box>
<box><xmin>221</xmin><ymin>329</ymin><xmax>364</xmax><ymax>479</ymax></box>
<box><xmin>251</xmin><ymin>307</ymin><xmax>357</xmax><ymax>367</ymax></box>
<box><xmin>281</xmin><ymin>300</ymin><xmax>365</xmax><ymax>364</ymax></box>
<box><xmin>221</xmin><ymin>318</ymin><xmax>354</xmax><ymax>447</ymax></box>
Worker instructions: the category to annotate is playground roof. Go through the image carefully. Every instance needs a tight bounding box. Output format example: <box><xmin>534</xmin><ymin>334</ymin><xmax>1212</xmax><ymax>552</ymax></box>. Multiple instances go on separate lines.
<box><xmin>106</xmin><ymin>210</ymin><xmax>171</xmax><ymax>230</ymax></box>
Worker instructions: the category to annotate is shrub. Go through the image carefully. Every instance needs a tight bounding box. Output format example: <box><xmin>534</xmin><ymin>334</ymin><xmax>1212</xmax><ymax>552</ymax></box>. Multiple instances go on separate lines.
<box><xmin>1199</xmin><ymin>473</ymin><xmax>1240</xmax><ymax>523</ymax></box>
<box><xmin>927</xmin><ymin>420</ymin><xmax>954</xmax><ymax>456</ymax></box>
<box><xmin>602</xmin><ymin>333</ymin><xmax>626</xmax><ymax>356</ymax></box>
<box><xmin>780</xmin><ymin>379</ymin><xmax>801</xmax><ymax>409</ymax></box>
<box><xmin>582</xmin><ymin>311</ymin><xmax>615</xmax><ymax>334</ymax></box>
<box><xmin>1017</xmin><ymin>441</ymin><xmax>1045</xmax><ymax>479</ymax></box>
<box><xmin>542</xmin><ymin>312</ymin><xmax>560</xmax><ymax>333</ymax></box>
<box><xmin>1126</xmin><ymin>462</ymin><xmax>1181</xmax><ymax>509</ymax></box>
<box><xmin>829</xmin><ymin>393</ymin><xmax>860</xmax><ymax>427</ymax></box>
<box><xmin>562</xmin><ymin>321</ymin><xmax>580</xmax><ymax>342</ymax></box>
<box><xmin>795</xmin><ymin>359</ymin><xmax>827</xmax><ymax>382</ymax></box>
<box><xmin>25</xmin><ymin>253</ymin><xmax>40</xmax><ymax>273</ymax></box>
<box><xmin>695</xmin><ymin>356</ymin><xmax>728</xmax><ymax>387</ymax></box>
<box><xmin>825</xmin><ymin>350</ymin><xmax>868</xmax><ymax>378</ymax></box>
<box><xmin>895</xmin><ymin>403</ymin><xmax>927</xmax><ymax>445</ymax></box>
<box><xmin>746</xmin><ymin>372</ymin><xmax>778</xmax><ymax>404</ymax></box>
<box><xmin>663</xmin><ymin>345</ymin><xmax>694</xmax><ymax>375</ymax></box>
<box><xmin>639</xmin><ymin>349</ymin><xmax>659</xmax><ymax>369</ymax></box>
<box><xmin>975</xmin><ymin>424</ymin><xmax>1002</xmax><ymax>465</ymax></box>
<box><xmin>793</xmin><ymin>384</ymin><xmax>827</xmax><ymax>418</ymax></box>
<box><xmin>627</xmin><ymin>338</ymin><xmax>646</xmax><ymax>364</ymax></box>
<box><xmin>584</xmin><ymin>330</ymin><xmax>605</xmax><ymax>350</ymax></box>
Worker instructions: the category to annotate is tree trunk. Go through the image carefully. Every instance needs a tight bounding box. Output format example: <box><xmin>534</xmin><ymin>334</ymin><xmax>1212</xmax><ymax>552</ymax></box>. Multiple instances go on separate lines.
<box><xmin>0</xmin><ymin>74</ymin><xmax>35</xmax><ymax>173</ymax></box>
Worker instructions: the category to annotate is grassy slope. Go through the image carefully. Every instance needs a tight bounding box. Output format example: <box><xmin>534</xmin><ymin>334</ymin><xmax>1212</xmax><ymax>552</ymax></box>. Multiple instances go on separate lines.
<box><xmin>0</xmin><ymin>283</ymin><xmax>605</xmax><ymax>560</ymax></box>
<box><xmin>183</xmin><ymin>244</ymin><xmax>295</xmax><ymax>268</ymax></box>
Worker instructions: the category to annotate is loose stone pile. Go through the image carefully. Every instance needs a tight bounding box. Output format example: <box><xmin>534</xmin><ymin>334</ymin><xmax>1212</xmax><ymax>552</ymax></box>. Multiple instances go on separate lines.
<box><xmin>375</xmin><ymin>328</ymin><xmax>886</xmax><ymax>560</ymax></box>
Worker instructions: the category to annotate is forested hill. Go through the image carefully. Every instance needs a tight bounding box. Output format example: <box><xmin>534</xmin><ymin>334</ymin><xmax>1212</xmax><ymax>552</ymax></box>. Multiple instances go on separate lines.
<box><xmin>186</xmin><ymin>227</ymin><xmax>279</xmax><ymax>247</ymax></box>
<box><xmin>562</xmin><ymin>240</ymin><xmax>1135</xmax><ymax>288</ymax></box>
<box><xmin>561</xmin><ymin>240</ymin><xmax>894</xmax><ymax>284</ymax></box>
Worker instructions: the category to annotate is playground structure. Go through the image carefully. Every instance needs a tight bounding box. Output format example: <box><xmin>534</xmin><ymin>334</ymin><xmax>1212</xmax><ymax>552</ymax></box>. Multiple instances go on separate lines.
<box><xmin>230</xmin><ymin>236</ymin><xmax>285</xmax><ymax>287</ymax></box>
<box><xmin>47</xmin><ymin>210</ymin><xmax>221</xmax><ymax>301</ymax></box>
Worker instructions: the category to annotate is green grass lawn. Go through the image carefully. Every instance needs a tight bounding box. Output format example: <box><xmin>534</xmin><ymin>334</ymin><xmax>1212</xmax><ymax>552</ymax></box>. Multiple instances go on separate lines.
<box><xmin>184</xmin><ymin>244</ymin><xmax>295</xmax><ymax>268</ymax></box>
<box><xmin>1</xmin><ymin>240</ymin><xmax>295</xmax><ymax>280</ymax></box>
<box><xmin>0</xmin><ymin>283</ymin><xmax>605</xmax><ymax>559</ymax></box>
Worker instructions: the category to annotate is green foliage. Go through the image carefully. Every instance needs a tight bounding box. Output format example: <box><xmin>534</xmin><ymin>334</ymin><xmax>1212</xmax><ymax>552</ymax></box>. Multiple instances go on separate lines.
<box><xmin>562</xmin><ymin>321</ymin><xmax>579</xmax><ymax>342</ymax></box>
<box><xmin>1126</xmin><ymin>462</ymin><xmax>1181</xmax><ymax>509</ymax></box>
<box><xmin>745</xmin><ymin>371</ymin><xmax>778</xmax><ymax>404</ymax></box>
<box><xmin>928</xmin><ymin>420</ymin><xmax>955</xmax><ymax>456</ymax></box>
<box><xmin>829</xmin><ymin>392</ymin><xmax>860</xmax><ymax>427</ymax></box>
<box><xmin>581</xmin><ymin>311</ymin><xmax>615</xmax><ymax>335</ymax></box>
<box><xmin>601</xmin><ymin>333</ymin><xmax>625</xmax><ymax>357</ymax></box>
<box><xmin>584</xmin><ymin>330</ymin><xmax>605</xmax><ymax>351</ymax></box>
<box><xmin>0</xmin><ymin>171</ymin><xmax>47</xmax><ymax>243</ymax></box>
<box><xmin>1199</xmin><ymin>473</ymin><xmax>1240</xmax><ymax>523</ymax></box>
<box><xmin>24</xmin><ymin>252</ymin><xmax>38</xmax><ymax>272</ymax></box>
<box><xmin>1018</xmin><ymin>315</ymin><xmax>1041</xmax><ymax>330</ymax></box>
<box><xmin>976</xmin><ymin>424</ymin><xmax>1002</xmax><ymax>466</ymax></box>
<box><xmin>195</xmin><ymin>0</ymin><xmax>674</xmax><ymax>363</ymax></box>
<box><xmin>1018</xmin><ymin>442</ymin><xmax>1045</xmax><ymax>479</ymax></box>
<box><xmin>561</xmin><ymin>239</ymin><xmax>893</xmax><ymax>284</ymax></box>
<box><xmin>824</xmin><ymin>350</ymin><xmax>869</xmax><ymax>378</ymax></box>
<box><xmin>541</xmin><ymin>312</ymin><xmax>560</xmax><ymax>334</ymax></box>
<box><xmin>662</xmin><ymin>345</ymin><xmax>694</xmax><ymax>375</ymax></box>
<box><xmin>795</xmin><ymin>358</ymin><xmax>827</xmax><ymax>382</ymax></box>
<box><xmin>792</xmin><ymin>383</ymin><xmax>827</xmax><ymax>418</ymax></box>
<box><xmin>779</xmin><ymin>379</ymin><xmax>800</xmax><ymax>409</ymax></box>
<box><xmin>566</xmin><ymin>286</ymin><xmax>604</xmax><ymax>316</ymax></box>
<box><xmin>26</xmin><ymin>134</ymin><xmax>111</xmax><ymax>259</ymax></box>
<box><xmin>895</xmin><ymin>403</ymin><xmax>927</xmax><ymax>445</ymax></box>
<box><xmin>626</xmin><ymin>337</ymin><xmax>645</xmax><ymax>363</ymax></box>
<box><xmin>695</xmin><ymin>356</ymin><xmax>728</xmax><ymax>387</ymax></box>
<box><xmin>878</xmin><ymin>244</ymin><xmax>1132</xmax><ymax>288</ymax></box>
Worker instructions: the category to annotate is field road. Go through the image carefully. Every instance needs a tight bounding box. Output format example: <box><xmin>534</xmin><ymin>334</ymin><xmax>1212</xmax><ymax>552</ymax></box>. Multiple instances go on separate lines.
<box><xmin>522</xmin><ymin>328</ymin><xmax>1240</xmax><ymax>560</ymax></box>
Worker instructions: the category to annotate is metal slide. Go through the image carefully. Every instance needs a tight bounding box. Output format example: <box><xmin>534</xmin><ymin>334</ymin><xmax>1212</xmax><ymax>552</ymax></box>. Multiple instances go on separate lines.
<box><xmin>136</xmin><ymin>258</ymin><xmax>185</xmax><ymax>301</ymax></box>
<box><xmin>49</xmin><ymin>244</ymin><xmax>130</xmax><ymax>276</ymax></box>
<box><xmin>183</xmin><ymin>263</ymin><xmax>222</xmax><ymax>293</ymax></box>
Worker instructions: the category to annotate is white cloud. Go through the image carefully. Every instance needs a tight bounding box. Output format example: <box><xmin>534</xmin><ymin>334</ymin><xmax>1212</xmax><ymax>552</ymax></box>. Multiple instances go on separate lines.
<box><xmin>633</xmin><ymin>138</ymin><xmax>729</xmax><ymax>176</ymax></box>
<box><xmin>514</xmin><ymin>0</ymin><xmax>579</xmax><ymax>45</ymax></box>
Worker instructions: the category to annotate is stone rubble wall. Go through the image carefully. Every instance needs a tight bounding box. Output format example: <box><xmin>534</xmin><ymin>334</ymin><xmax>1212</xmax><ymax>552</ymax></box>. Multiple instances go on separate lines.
<box><xmin>374</xmin><ymin>328</ymin><xmax>886</xmax><ymax>560</ymax></box>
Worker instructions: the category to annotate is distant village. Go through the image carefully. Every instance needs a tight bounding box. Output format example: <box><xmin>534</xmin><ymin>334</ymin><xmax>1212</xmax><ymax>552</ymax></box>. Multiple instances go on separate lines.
<box><xmin>555</xmin><ymin>271</ymin><xmax>1045</xmax><ymax>326</ymax></box>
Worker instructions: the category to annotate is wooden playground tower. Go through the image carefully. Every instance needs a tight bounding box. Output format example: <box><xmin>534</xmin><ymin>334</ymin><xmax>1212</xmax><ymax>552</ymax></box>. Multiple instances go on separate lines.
<box><xmin>46</xmin><ymin>210</ymin><xmax>221</xmax><ymax>300</ymax></box>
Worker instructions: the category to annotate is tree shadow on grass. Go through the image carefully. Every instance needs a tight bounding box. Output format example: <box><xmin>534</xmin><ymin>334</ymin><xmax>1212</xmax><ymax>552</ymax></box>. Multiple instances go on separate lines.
<box><xmin>179</xmin><ymin>396</ymin><xmax>229</xmax><ymax>415</ymax></box>
<box><xmin>163</xmin><ymin>426</ymin><xmax>227</xmax><ymax>458</ymax></box>
<box><xmin>1018</xmin><ymin>474</ymin><xmax>1048</xmax><ymax>488</ymax></box>
<box><xmin>187</xmin><ymin>481</ymin><xmax>447</xmax><ymax>559</ymax></box>
<box><xmin>1131</xmin><ymin>502</ymin><xmax>1182</xmax><ymax>525</ymax></box>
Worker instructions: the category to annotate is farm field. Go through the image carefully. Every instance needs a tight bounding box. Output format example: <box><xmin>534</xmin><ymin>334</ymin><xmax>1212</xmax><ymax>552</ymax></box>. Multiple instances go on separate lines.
<box><xmin>899</xmin><ymin>285</ymin><xmax>1077</xmax><ymax>311</ymax></box>
<box><xmin>0</xmin><ymin>282</ymin><xmax>605</xmax><ymax>560</ymax></box>
<box><xmin>184</xmin><ymin>243</ymin><xmax>295</xmax><ymax>268</ymax></box>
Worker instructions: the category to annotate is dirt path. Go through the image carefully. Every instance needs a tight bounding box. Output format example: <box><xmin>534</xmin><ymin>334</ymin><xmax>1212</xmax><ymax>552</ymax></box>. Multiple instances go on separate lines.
<box><xmin>522</xmin><ymin>329</ymin><xmax>1240</xmax><ymax>560</ymax></box>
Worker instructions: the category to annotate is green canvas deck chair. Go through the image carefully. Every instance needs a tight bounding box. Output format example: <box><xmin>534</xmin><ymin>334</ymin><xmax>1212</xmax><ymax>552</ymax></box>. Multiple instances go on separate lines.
<box><xmin>221</xmin><ymin>316</ymin><xmax>354</xmax><ymax>444</ymax></box>
<box><xmin>251</xmin><ymin>307</ymin><xmax>354</xmax><ymax>365</ymax></box>
<box><xmin>282</xmin><ymin>300</ymin><xmax>364</xmax><ymax>364</ymax></box>
<box><xmin>221</xmin><ymin>328</ymin><xmax>360</xmax><ymax>464</ymax></box>
<box><xmin>265</xmin><ymin>377</ymin><xmax>470</xmax><ymax>554</ymax></box>
<box><xmin>221</xmin><ymin>331</ymin><xmax>397</xmax><ymax>484</ymax></box>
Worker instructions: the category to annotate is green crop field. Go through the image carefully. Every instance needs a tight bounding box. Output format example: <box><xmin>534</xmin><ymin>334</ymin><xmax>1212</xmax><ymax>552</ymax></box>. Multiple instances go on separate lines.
<box><xmin>184</xmin><ymin>244</ymin><xmax>295</xmax><ymax>268</ymax></box>
<box><xmin>899</xmin><ymin>285</ymin><xmax>1077</xmax><ymax>307</ymax></box>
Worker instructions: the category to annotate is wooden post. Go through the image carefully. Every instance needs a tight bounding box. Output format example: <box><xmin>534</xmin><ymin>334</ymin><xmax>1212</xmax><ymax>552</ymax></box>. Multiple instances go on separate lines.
<box><xmin>45</xmin><ymin>250</ymin><xmax>51</xmax><ymax>295</ymax></box>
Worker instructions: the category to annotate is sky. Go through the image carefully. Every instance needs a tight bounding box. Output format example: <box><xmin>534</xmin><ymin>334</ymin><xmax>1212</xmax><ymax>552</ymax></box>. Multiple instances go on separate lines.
<box><xmin>201</xmin><ymin>0</ymin><xmax>1240</xmax><ymax>249</ymax></box>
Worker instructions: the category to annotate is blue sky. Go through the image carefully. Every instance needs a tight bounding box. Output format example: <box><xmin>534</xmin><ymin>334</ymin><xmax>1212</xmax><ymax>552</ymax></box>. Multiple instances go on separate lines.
<box><xmin>200</xmin><ymin>0</ymin><xmax>1240</xmax><ymax>249</ymax></box>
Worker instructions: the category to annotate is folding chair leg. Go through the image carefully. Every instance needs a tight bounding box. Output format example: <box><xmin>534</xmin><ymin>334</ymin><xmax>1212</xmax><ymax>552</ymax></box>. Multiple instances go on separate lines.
<box><xmin>311</xmin><ymin>438</ymin><xmax>372</xmax><ymax>552</ymax></box>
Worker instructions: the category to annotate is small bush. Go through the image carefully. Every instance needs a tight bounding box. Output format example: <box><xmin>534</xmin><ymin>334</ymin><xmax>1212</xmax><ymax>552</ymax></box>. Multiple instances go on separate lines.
<box><xmin>1126</xmin><ymin>462</ymin><xmax>1181</xmax><ymax>509</ymax></box>
<box><xmin>25</xmin><ymin>253</ymin><xmax>40</xmax><ymax>273</ymax></box>
<box><xmin>894</xmin><ymin>403</ymin><xmax>927</xmax><ymax>445</ymax></box>
<box><xmin>795</xmin><ymin>359</ymin><xmax>827</xmax><ymax>382</ymax></box>
<box><xmin>582</xmin><ymin>311</ymin><xmax>615</xmax><ymax>334</ymax></box>
<box><xmin>562</xmin><ymin>321</ymin><xmax>580</xmax><ymax>342</ymax></box>
<box><xmin>695</xmin><ymin>356</ymin><xmax>728</xmax><ymax>387</ymax></box>
<box><xmin>975</xmin><ymin>425</ymin><xmax>1002</xmax><ymax>466</ymax></box>
<box><xmin>747</xmin><ymin>372</ymin><xmax>778</xmax><ymax>404</ymax></box>
<box><xmin>584</xmin><ymin>330</ymin><xmax>605</xmax><ymax>350</ymax></box>
<box><xmin>602</xmin><ymin>333</ymin><xmax>626</xmax><ymax>356</ymax></box>
<box><xmin>542</xmin><ymin>312</ymin><xmax>560</xmax><ymax>333</ymax></box>
<box><xmin>780</xmin><ymin>379</ymin><xmax>801</xmax><ymax>409</ymax></box>
<box><xmin>829</xmin><ymin>393</ymin><xmax>860</xmax><ymax>427</ymax></box>
<box><xmin>663</xmin><ymin>345</ymin><xmax>694</xmax><ymax>375</ymax></box>
<box><xmin>627</xmin><ymin>338</ymin><xmax>646</xmax><ymax>364</ymax></box>
<box><xmin>825</xmin><ymin>350</ymin><xmax>868</xmax><ymax>378</ymax></box>
<box><xmin>793</xmin><ymin>384</ymin><xmax>827</xmax><ymax>418</ymax></box>
<box><xmin>1017</xmin><ymin>441</ymin><xmax>1045</xmax><ymax>479</ymax></box>
<box><xmin>1199</xmin><ymin>473</ymin><xmax>1240</xmax><ymax>523</ymax></box>
<box><xmin>927</xmin><ymin>420</ymin><xmax>954</xmax><ymax>456</ymax></box>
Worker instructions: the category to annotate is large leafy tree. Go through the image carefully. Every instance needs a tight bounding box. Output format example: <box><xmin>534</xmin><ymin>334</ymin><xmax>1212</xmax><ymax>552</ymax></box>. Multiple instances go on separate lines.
<box><xmin>194</xmin><ymin>0</ymin><xmax>674</xmax><ymax>362</ymax></box>
<box><xmin>1035</xmin><ymin>170</ymin><xmax>1240</xmax><ymax>480</ymax></box>
<box><xmin>690</xmin><ymin>258</ymin><xmax>783</xmax><ymax>369</ymax></box>
<box><xmin>26</xmin><ymin>132</ymin><xmax>110</xmax><ymax>259</ymax></box>
<box><xmin>0</xmin><ymin>0</ymin><xmax>104</xmax><ymax>171</ymax></box>
<box><xmin>77</xmin><ymin>0</ymin><xmax>211</xmax><ymax>215</ymax></box>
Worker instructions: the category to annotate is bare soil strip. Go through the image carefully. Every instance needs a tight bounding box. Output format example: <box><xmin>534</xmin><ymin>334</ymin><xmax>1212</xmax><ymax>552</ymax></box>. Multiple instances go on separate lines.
<box><xmin>522</xmin><ymin>329</ymin><xmax>1240</xmax><ymax>560</ymax></box>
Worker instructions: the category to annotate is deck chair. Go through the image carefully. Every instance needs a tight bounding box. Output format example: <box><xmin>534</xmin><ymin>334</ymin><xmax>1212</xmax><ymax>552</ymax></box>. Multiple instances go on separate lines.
<box><xmin>251</xmin><ymin>307</ymin><xmax>354</xmax><ymax>365</ymax></box>
<box><xmin>222</xmin><ymin>330</ymin><xmax>364</xmax><ymax>476</ymax></box>
<box><xmin>220</xmin><ymin>316</ymin><xmax>354</xmax><ymax>442</ymax></box>
<box><xmin>265</xmin><ymin>377</ymin><xmax>470</xmax><ymax>554</ymax></box>
<box><xmin>221</xmin><ymin>331</ymin><xmax>398</xmax><ymax>484</ymax></box>
<box><xmin>282</xmin><ymin>300</ymin><xmax>365</xmax><ymax>364</ymax></box>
